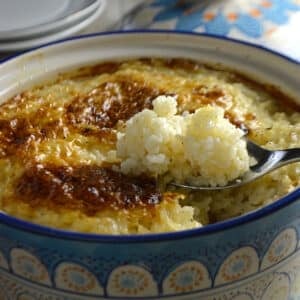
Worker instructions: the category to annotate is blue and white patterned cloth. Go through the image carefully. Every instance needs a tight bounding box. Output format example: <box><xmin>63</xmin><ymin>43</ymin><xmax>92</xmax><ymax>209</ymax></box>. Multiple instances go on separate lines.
<box><xmin>123</xmin><ymin>0</ymin><xmax>300</xmax><ymax>61</ymax></box>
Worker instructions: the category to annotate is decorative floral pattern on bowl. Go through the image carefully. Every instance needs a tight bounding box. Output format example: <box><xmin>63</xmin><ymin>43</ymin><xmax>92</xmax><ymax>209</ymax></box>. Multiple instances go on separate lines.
<box><xmin>55</xmin><ymin>262</ymin><xmax>104</xmax><ymax>295</ymax></box>
<box><xmin>261</xmin><ymin>227</ymin><xmax>298</xmax><ymax>270</ymax></box>
<box><xmin>10</xmin><ymin>248</ymin><xmax>51</xmax><ymax>286</ymax></box>
<box><xmin>123</xmin><ymin>0</ymin><xmax>300</xmax><ymax>61</ymax></box>
<box><xmin>0</xmin><ymin>226</ymin><xmax>299</xmax><ymax>299</ymax></box>
<box><xmin>162</xmin><ymin>261</ymin><xmax>211</xmax><ymax>294</ymax></box>
<box><xmin>215</xmin><ymin>246</ymin><xmax>259</xmax><ymax>285</ymax></box>
<box><xmin>106</xmin><ymin>265</ymin><xmax>158</xmax><ymax>297</ymax></box>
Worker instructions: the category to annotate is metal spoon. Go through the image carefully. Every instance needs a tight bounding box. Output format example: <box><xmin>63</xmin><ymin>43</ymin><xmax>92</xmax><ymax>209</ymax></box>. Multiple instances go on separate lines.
<box><xmin>171</xmin><ymin>139</ymin><xmax>300</xmax><ymax>190</ymax></box>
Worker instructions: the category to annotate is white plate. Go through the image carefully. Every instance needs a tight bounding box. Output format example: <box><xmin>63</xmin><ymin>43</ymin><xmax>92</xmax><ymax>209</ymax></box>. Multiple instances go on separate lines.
<box><xmin>0</xmin><ymin>0</ymin><xmax>101</xmax><ymax>41</ymax></box>
<box><xmin>0</xmin><ymin>1</ymin><xmax>106</xmax><ymax>52</ymax></box>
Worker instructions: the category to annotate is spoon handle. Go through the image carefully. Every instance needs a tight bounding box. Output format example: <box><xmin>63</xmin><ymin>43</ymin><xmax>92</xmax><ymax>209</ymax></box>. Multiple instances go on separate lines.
<box><xmin>278</xmin><ymin>148</ymin><xmax>300</xmax><ymax>167</ymax></box>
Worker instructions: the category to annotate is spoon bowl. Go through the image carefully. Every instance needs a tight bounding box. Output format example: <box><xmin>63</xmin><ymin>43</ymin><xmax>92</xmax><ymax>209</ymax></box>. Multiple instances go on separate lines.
<box><xmin>171</xmin><ymin>139</ymin><xmax>300</xmax><ymax>190</ymax></box>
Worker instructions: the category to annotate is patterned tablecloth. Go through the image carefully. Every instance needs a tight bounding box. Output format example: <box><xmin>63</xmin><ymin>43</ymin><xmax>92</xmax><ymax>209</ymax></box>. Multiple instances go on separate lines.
<box><xmin>123</xmin><ymin>0</ymin><xmax>300</xmax><ymax>62</ymax></box>
<box><xmin>1</xmin><ymin>0</ymin><xmax>299</xmax><ymax>62</ymax></box>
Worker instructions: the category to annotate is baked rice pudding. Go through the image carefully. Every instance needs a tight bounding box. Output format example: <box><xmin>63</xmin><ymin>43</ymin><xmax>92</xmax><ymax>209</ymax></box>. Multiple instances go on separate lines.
<box><xmin>0</xmin><ymin>58</ymin><xmax>299</xmax><ymax>234</ymax></box>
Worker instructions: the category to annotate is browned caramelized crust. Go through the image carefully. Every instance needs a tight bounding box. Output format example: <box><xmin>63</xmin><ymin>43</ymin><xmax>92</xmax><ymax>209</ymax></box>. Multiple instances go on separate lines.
<box><xmin>0</xmin><ymin>58</ymin><xmax>298</xmax><ymax>231</ymax></box>
<box><xmin>15</xmin><ymin>164</ymin><xmax>160</xmax><ymax>216</ymax></box>
<box><xmin>0</xmin><ymin>75</ymin><xmax>162</xmax><ymax>159</ymax></box>
<box><xmin>0</xmin><ymin>118</ymin><xmax>35</xmax><ymax>157</ymax></box>
<box><xmin>66</xmin><ymin>76</ymin><xmax>162</xmax><ymax>130</ymax></box>
<box><xmin>0</xmin><ymin>62</ymin><xmax>168</xmax><ymax>221</ymax></box>
<box><xmin>70</xmin><ymin>62</ymin><xmax>121</xmax><ymax>79</ymax></box>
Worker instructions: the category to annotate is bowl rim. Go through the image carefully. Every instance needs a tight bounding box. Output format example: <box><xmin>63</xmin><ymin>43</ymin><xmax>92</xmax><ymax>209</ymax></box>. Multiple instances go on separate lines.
<box><xmin>0</xmin><ymin>29</ymin><xmax>299</xmax><ymax>243</ymax></box>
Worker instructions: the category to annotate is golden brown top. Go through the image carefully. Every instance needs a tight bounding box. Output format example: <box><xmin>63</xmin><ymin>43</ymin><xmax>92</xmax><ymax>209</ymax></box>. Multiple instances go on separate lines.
<box><xmin>66</xmin><ymin>76</ymin><xmax>161</xmax><ymax>130</ymax></box>
<box><xmin>0</xmin><ymin>58</ymin><xmax>298</xmax><ymax>220</ymax></box>
<box><xmin>16</xmin><ymin>164</ymin><xmax>160</xmax><ymax>216</ymax></box>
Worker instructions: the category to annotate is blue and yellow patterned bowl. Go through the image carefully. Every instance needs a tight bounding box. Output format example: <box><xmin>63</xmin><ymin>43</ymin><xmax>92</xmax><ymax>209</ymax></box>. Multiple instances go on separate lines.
<box><xmin>0</xmin><ymin>31</ymin><xmax>299</xmax><ymax>300</ymax></box>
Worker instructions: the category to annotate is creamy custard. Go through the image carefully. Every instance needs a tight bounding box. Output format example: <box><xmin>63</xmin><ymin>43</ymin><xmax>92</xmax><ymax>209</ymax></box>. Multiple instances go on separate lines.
<box><xmin>0</xmin><ymin>58</ymin><xmax>299</xmax><ymax>234</ymax></box>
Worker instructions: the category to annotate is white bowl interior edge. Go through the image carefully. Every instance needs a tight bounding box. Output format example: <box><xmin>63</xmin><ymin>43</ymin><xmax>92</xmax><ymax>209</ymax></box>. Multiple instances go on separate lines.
<box><xmin>0</xmin><ymin>32</ymin><xmax>299</xmax><ymax>105</ymax></box>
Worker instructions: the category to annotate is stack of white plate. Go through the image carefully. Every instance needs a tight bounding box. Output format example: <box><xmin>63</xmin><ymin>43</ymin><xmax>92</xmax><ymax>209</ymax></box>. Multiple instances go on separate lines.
<box><xmin>0</xmin><ymin>0</ymin><xmax>106</xmax><ymax>52</ymax></box>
